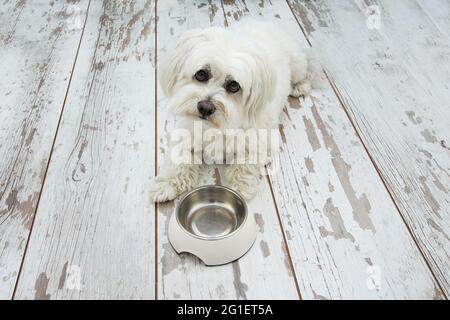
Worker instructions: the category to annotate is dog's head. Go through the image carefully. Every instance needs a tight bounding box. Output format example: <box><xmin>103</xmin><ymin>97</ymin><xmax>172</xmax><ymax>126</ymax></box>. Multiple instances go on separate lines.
<box><xmin>159</xmin><ymin>27</ymin><xmax>276</xmax><ymax>129</ymax></box>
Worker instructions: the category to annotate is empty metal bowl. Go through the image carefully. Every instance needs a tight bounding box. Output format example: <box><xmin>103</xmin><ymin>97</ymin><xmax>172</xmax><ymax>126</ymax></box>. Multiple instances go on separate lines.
<box><xmin>168</xmin><ymin>185</ymin><xmax>257</xmax><ymax>265</ymax></box>
<box><xmin>177</xmin><ymin>186</ymin><xmax>247</xmax><ymax>239</ymax></box>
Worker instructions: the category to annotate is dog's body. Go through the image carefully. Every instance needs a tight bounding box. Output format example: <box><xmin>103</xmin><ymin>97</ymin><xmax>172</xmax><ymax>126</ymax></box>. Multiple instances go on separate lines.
<box><xmin>151</xmin><ymin>21</ymin><xmax>316</xmax><ymax>202</ymax></box>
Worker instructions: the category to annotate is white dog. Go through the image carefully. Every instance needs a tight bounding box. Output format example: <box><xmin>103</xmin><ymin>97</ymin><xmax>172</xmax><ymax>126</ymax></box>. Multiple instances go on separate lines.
<box><xmin>150</xmin><ymin>20</ymin><xmax>317</xmax><ymax>203</ymax></box>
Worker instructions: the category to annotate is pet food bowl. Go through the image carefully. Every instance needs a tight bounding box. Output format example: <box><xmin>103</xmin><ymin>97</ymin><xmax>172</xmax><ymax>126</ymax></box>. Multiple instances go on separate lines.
<box><xmin>168</xmin><ymin>185</ymin><xmax>257</xmax><ymax>266</ymax></box>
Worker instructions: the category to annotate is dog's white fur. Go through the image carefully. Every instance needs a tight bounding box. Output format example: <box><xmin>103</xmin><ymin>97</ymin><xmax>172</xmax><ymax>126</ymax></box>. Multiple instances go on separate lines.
<box><xmin>150</xmin><ymin>20</ymin><xmax>317</xmax><ymax>202</ymax></box>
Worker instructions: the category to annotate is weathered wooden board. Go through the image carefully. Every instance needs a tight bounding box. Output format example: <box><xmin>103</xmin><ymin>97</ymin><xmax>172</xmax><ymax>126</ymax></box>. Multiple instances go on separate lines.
<box><xmin>13</xmin><ymin>0</ymin><xmax>156</xmax><ymax>299</ymax></box>
<box><xmin>222</xmin><ymin>0</ymin><xmax>443</xmax><ymax>299</ymax></box>
<box><xmin>3</xmin><ymin>0</ymin><xmax>446</xmax><ymax>300</ymax></box>
<box><xmin>156</xmin><ymin>0</ymin><xmax>299</xmax><ymax>299</ymax></box>
<box><xmin>0</xmin><ymin>0</ymin><xmax>89</xmax><ymax>299</ymax></box>
<box><xmin>288</xmin><ymin>0</ymin><xmax>450</xmax><ymax>296</ymax></box>
<box><xmin>416</xmin><ymin>0</ymin><xmax>450</xmax><ymax>39</ymax></box>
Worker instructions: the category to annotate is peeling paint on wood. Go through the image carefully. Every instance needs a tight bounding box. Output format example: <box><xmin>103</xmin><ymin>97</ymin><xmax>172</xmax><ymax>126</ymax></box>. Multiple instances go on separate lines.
<box><xmin>232</xmin><ymin>262</ymin><xmax>248</xmax><ymax>300</ymax></box>
<box><xmin>14</xmin><ymin>0</ymin><xmax>156</xmax><ymax>299</ymax></box>
<box><xmin>57</xmin><ymin>262</ymin><xmax>68</xmax><ymax>290</ymax></box>
<box><xmin>260</xmin><ymin>240</ymin><xmax>270</xmax><ymax>257</ymax></box>
<box><xmin>0</xmin><ymin>0</ymin><xmax>89</xmax><ymax>299</ymax></box>
<box><xmin>34</xmin><ymin>273</ymin><xmax>50</xmax><ymax>300</ymax></box>
<box><xmin>304</xmin><ymin>157</ymin><xmax>315</xmax><ymax>173</ymax></box>
<box><xmin>311</xmin><ymin>102</ymin><xmax>374</xmax><ymax>232</ymax></box>
<box><xmin>254</xmin><ymin>213</ymin><xmax>264</xmax><ymax>233</ymax></box>
<box><xmin>2</xmin><ymin>0</ymin><xmax>447</xmax><ymax>300</ymax></box>
<box><xmin>320</xmin><ymin>197</ymin><xmax>355</xmax><ymax>242</ymax></box>
<box><xmin>303</xmin><ymin>116</ymin><xmax>321</xmax><ymax>151</ymax></box>
<box><xmin>230</xmin><ymin>0</ymin><xmax>444</xmax><ymax>299</ymax></box>
<box><xmin>157</xmin><ymin>0</ymin><xmax>298</xmax><ymax>299</ymax></box>
<box><xmin>289</xmin><ymin>0</ymin><xmax>450</xmax><ymax>295</ymax></box>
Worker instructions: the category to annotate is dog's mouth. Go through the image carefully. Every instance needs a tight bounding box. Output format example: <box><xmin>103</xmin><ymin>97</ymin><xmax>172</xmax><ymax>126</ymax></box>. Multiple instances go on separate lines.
<box><xmin>182</xmin><ymin>110</ymin><xmax>222</xmax><ymax>128</ymax></box>
<box><xmin>193</xmin><ymin>113</ymin><xmax>221</xmax><ymax>128</ymax></box>
<box><xmin>185</xmin><ymin>112</ymin><xmax>213</xmax><ymax>122</ymax></box>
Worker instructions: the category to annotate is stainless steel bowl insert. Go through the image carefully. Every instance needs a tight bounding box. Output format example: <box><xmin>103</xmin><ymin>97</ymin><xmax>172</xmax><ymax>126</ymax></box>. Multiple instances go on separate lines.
<box><xmin>176</xmin><ymin>186</ymin><xmax>248</xmax><ymax>240</ymax></box>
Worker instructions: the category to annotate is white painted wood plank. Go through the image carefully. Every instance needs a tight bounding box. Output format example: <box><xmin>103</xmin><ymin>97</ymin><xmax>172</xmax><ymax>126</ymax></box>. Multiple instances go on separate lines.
<box><xmin>0</xmin><ymin>0</ymin><xmax>89</xmax><ymax>300</ymax></box>
<box><xmin>222</xmin><ymin>0</ymin><xmax>443</xmax><ymax>299</ymax></box>
<box><xmin>416</xmin><ymin>0</ymin><xmax>450</xmax><ymax>39</ymax></box>
<box><xmin>156</xmin><ymin>0</ymin><xmax>298</xmax><ymax>300</ymax></box>
<box><xmin>288</xmin><ymin>0</ymin><xmax>450</xmax><ymax>295</ymax></box>
<box><xmin>13</xmin><ymin>0</ymin><xmax>156</xmax><ymax>299</ymax></box>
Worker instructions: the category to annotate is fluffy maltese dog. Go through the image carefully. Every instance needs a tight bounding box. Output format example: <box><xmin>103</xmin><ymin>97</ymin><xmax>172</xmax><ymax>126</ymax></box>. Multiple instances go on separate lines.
<box><xmin>150</xmin><ymin>20</ymin><xmax>319</xmax><ymax>203</ymax></box>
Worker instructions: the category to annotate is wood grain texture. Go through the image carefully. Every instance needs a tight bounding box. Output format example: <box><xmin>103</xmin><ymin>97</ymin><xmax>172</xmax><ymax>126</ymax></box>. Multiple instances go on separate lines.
<box><xmin>156</xmin><ymin>0</ymin><xmax>299</xmax><ymax>299</ymax></box>
<box><xmin>2</xmin><ymin>0</ymin><xmax>447</xmax><ymax>300</ymax></box>
<box><xmin>222</xmin><ymin>0</ymin><xmax>443</xmax><ymax>299</ymax></box>
<box><xmin>13</xmin><ymin>0</ymin><xmax>156</xmax><ymax>299</ymax></box>
<box><xmin>288</xmin><ymin>0</ymin><xmax>450</xmax><ymax>296</ymax></box>
<box><xmin>0</xmin><ymin>0</ymin><xmax>89</xmax><ymax>299</ymax></box>
<box><xmin>416</xmin><ymin>0</ymin><xmax>450</xmax><ymax>39</ymax></box>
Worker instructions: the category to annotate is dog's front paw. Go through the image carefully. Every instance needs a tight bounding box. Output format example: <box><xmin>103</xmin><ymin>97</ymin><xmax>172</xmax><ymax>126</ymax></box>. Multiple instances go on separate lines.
<box><xmin>149</xmin><ymin>177</ymin><xmax>178</xmax><ymax>203</ymax></box>
<box><xmin>225</xmin><ymin>165</ymin><xmax>260</xmax><ymax>200</ymax></box>
<box><xmin>290</xmin><ymin>81</ymin><xmax>312</xmax><ymax>98</ymax></box>
<box><xmin>229</xmin><ymin>181</ymin><xmax>258</xmax><ymax>200</ymax></box>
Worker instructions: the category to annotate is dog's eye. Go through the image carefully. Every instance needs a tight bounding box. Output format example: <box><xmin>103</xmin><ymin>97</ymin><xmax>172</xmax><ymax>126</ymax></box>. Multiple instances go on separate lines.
<box><xmin>225</xmin><ymin>80</ymin><xmax>240</xmax><ymax>93</ymax></box>
<box><xmin>194</xmin><ymin>69</ymin><xmax>209</xmax><ymax>82</ymax></box>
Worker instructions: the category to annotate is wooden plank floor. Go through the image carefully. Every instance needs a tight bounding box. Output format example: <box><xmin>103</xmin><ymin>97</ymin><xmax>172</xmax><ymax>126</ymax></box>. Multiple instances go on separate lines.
<box><xmin>155</xmin><ymin>0</ymin><xmax>299</xmax><ymax>299</ymax></box>
<box><xmin>287</xmin><ymin>0</ymin><xmax>450</xmax><ymax>296</ymax></box>
<box><xmin>0</xmin><ymin>0</ymin><xmax>90</xmax><ymax>299</ymax></box>
<box><xmin>0</xmin><ymin>0</ymin><xmax>448</xmax><ymax>299</ymax></box>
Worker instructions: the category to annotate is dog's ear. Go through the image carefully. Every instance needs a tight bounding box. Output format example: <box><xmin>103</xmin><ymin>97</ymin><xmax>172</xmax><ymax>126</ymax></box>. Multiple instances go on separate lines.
<box><xmin>244</xmin><ymin>54</ymin><xmax>277</xmax><ymax>125</ymax></box>
<box><xmin>159</xmin><ymin>29</ymin><xmax>205</xmax><ymax>97</ymax></box>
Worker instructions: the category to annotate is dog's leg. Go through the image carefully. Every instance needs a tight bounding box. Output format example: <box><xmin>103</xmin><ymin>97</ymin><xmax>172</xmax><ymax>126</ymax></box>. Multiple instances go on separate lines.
<box><xmin>224</xmin><ymin>164</ymin><xmax>260</xmax><ymax>200</ymax></box>
<box><xmin>289</xmin><ymin>50</ymin><xmax>312</xmax><ymax>98</ymax></box>
<box><xmin>291</xmin><ymin>81</ymin><xmax>312</xmax><ymax>98</ymax></box>
<box><xmin>150</xmin><ymin>164</ymin><xmax>201</xmax><ymax>203</ymax></box>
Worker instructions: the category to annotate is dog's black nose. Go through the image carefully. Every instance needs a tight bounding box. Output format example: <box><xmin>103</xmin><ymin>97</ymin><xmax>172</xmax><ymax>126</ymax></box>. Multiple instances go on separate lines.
<box><xmin>197</xmin><ymin>100</ymin><xmax>216</xmax><ymax>117</ymax></box>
